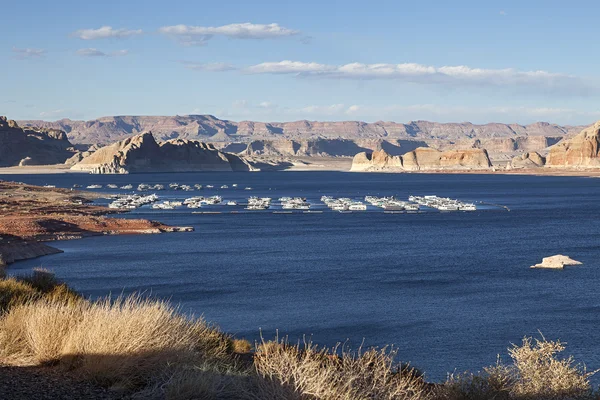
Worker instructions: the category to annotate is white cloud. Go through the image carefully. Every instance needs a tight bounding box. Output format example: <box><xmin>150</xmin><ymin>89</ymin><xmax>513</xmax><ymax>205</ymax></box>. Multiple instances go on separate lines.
<box><xmin>39</xmin><ymin>109</ymin><xmax>68</xmax><ymax>118</ymax></box>
<box><xmin>159</xmin><ymin>22</ymin><xmax>299</xmax><ymax>46</ymax></box>
<box><xmin>183</xmin><ymin>62</ymin><xmax>237</xmax><ymax>72</ymax></box>
<box><xmin>245</xmin><ymin>60</ymin><xmax>335</xmax><ymax>74</ymax></box>
<box><xmin>231</xmin><ymin>60</ymin><xmax>594</xmax><ymax>95</ymax></box>
<box><xmin>12</xmin><ymin>47</ymin><xmax>45</xmax><ymax>59</ymax></box>
<box><xmin>75</xmin><ymin>48</ymin><xmax>129</xmax><ymax>57</ymax></box>
<box><xmin>72</xmin><ymin>26</ymin><xmax>142</xmax><ymax>40</ymax></box>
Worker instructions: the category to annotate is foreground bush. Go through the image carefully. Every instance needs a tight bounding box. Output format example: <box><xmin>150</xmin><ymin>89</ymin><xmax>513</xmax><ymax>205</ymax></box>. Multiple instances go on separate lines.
<box><xmin>438</xmin><ymin>336</ymin><xmax>596</xmax><ymax>400</ymax></box>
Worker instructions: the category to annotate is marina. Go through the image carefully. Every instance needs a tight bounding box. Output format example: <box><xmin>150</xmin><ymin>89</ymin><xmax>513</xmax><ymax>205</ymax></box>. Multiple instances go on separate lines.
<box><xmin>98</xmin><ymin>182</ymin><xmax>494</xmax><ymax>213</ymax></box>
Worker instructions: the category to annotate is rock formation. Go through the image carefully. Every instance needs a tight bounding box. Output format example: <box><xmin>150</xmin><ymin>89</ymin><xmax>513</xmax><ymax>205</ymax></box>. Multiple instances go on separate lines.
<box><xmin>71</xmin><ymin>132</ymin><xmax>257</xmax><ymax>174</ymax></box>
<box><xmin>509</xmin><ymin>152</ymin><xmax>546</xmax><ymax>169</ymax></box>
<box><xmin>546</xmin><ymin>121</ymin><xmax>600</xmax><ymax>168</ymax></box>
<box><xmin>17</xmin><ymin>115</ymin><xmax>585</xmax><ymax>145</ymax></box>
<box><xmin>0</xmin><ymin>116</ymin><xmax>77</xmax><ymax>167</ymax></box>
<box><xmin>530</xmin><ymin>255</ymin><xmax>582</xmax><ymax>269</ymax></box>
<box><xmin>351</xmin><ymin>147</ymin><xmax>492</xmax><ymax>172</ymax></box>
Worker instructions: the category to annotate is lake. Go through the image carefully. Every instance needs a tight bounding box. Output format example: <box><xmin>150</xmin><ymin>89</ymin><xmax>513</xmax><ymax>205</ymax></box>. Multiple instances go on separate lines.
<box><xmin>5</xmin><ymin>171</ymin><xmax>600</xmax><ymax>382</ymax></box>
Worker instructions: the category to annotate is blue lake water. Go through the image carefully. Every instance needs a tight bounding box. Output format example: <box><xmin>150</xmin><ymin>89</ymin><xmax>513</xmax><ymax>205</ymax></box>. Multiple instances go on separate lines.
<box><xmin>4</xmin><ymin>171</ymin><xmax>600</xmax><ymax>381</ymax></box>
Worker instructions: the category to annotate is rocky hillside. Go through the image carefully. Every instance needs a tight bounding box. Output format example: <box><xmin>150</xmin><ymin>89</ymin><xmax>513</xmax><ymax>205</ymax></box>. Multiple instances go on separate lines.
<box><xmin>0</xmin><ymin>117</ymin><xmax>77</xmax><ymax>167</ymax></box>
<box><xmin>546</xmin><ymin>121</ymin><xmax>600</xmax><ymax>168</ymax></box>
<box><xmin>17</xmin><ymin>115</ymin><xmax>586</xmax><ymax>145</ymax></box>
<box><xmin>351</xmin><ymin>148</ymin><xmax>492</xmax><ymax>172</ymax></box>
<box><xmin>71</xmin><ymin>132</ymin><xmax>257</xmax><ymax>174</ymax></box>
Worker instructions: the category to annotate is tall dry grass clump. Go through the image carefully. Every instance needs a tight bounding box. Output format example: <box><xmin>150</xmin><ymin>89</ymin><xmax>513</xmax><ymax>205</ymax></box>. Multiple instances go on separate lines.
<box><xmin>438</xmin><ymin>336</ymin><xmax>596</xmax><ymax>400</ymax></box>
<box><xmin>509</xmin><ymin>336</ymin><xmax>595</xmax><ymax>399</ymax></box>
<box><xmin>0</xmin><ymin>294</ymin><xmax>238</xmax><ymax>391</ymax></box>
<box><xmin>253</xmin><ymin>338</ymin><xmax>430</xmax><ymax>400</ymax></box>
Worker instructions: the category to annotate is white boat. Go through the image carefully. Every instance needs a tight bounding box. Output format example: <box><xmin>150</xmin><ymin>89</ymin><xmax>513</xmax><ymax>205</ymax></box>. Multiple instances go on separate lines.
<box><xmin>107</xmin><ymin>184</ymin><xmax>118</xmax><ymax>189</ymax></box>
<box><xmin>226</xmin><ymin>200</ymin><xmax>238</xmax><ymax>206</ymax></box>
<box><xmin>206</xmin><ymin>185</ymin><xmax>214</xmax><ymax>189</ymax></box>
<box><xmin>221</xmin><ymin>185</ymin><xmax>229</xmax><ymax>189</ymax></box>
<box><xmin>244</xmin><ymin>187</ymin><xmax>253</xmax><ymax>190</ymax></box>
<box><xmin>86</xmin><ymin>184</ymin><xmax>102</xmax><ymax>189</ymax></box>
<box><xmin>120</xmin><ymin>184</ymin><xmax>133</xmax><ymax>190</ymax></box>
<box><xmin>349</xmin><ymin>204</ymin><xmax>367</xmax><ymax>211</ymax></box>
<box><xmin>232</xmin><ymin>184</ymin><xmax>238</xmax><ymax>187</ymax></box>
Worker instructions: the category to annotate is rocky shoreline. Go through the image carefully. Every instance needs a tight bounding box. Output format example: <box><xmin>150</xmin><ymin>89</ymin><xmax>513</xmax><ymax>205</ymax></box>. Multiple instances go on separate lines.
<box><xmin>0</xmin><ymin>181</ymin><xmax>193</xmax><ymax>268</ymax></box>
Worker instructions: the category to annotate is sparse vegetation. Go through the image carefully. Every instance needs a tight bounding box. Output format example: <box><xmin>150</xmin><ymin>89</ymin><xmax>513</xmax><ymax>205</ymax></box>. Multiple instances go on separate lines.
<box><xmin>0</xmin><ymin>271</ymin><xmax>597</xmax><ymax>399</ymax></box>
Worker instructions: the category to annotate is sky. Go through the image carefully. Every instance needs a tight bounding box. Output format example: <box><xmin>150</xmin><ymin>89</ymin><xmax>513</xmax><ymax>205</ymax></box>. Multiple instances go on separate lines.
<box><xmin>2</xmin><ymin>0</ymin><xmax>600</xmax><ymax>125</ymax></box>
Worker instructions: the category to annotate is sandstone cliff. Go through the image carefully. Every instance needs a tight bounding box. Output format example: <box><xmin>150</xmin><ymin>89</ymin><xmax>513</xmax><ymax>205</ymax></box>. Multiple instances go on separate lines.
<box><xmin>0</xmin><ymin>116</ymin><xmax>77</xmax><ymax>167</ymax></box>
<box><xmin>71</xmin><ymin>132</ymin><xmax>259</xmax><ymax>173</ymax></box>
<box><xmin>18</xmin><ymin>115</ymin><xmax>585</xmax><ymax>145</ymax></box>
<box><xmin>351</xmin><ymin>148</ymin><xmax>492</xmax><ymax>172</ymax></box>
<box><xmin>509</xmin><ymin>152</ymin><xmax>546</xmax><ymax>169</ymax></box>
<box><xmin>546</xmin><ymin>122</ymin><xmax>600</xmax><ymax>168</ymax></box>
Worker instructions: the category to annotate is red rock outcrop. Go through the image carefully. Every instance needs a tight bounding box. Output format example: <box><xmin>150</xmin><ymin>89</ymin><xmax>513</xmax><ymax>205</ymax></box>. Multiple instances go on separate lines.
<box><xmin>350</xmin><ymin>147</ymin><xmax>492</xmax><ymax>172</ymax></box>
<box><xmin>509</xmin><ymin>152</ymin><xmax>546</xmax><ymax>169</ymax></box>
<box><xmin>0</xmin><ymin>116</ymin><xmax>77</xmax><ymax>167</ymax></box>
<box><xmin>546</xmin><ymin>122</ymin><xmax>600</xmax><ymax>168</ymax></box>
<box><xmin>71</xmin><ymin>132</ymin><xmax>256</xmax><ymax>173</ymax></box>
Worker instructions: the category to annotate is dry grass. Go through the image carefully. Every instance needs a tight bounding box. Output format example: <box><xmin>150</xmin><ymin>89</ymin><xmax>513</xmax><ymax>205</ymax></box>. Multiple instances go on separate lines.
<box><xmin>437</xmin><ymin>336</ymin><xmax>596</xmax><ymax>400</ymax></box>
<box><xmin>0</xmin><ymin>295</ymin><xmax>238</xmax><ymax>391</ymax></box>
<box><xmin>253</xmin><ymin>338</ymin><xmax>430</xmax><ymax>400</ymax></box>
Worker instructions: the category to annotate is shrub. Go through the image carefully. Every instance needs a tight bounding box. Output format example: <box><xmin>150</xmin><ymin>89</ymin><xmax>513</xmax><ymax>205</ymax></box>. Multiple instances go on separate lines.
<box><xmin>0</xmin><ymin>278</ymin><xmax>39</xmax><ymax>312</ymax></box>
<box><xmin>19</xmin><ymin>268</ymin><xmax>59</xmax><ymax>293</ymax></box>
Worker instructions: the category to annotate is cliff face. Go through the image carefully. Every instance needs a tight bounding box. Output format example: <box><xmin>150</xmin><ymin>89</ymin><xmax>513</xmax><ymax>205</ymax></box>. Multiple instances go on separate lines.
<box><xmin>546</xmin><ymin>122</ymin><xmax>600</xmax><ymax>168</ymax></box>
<box><xmin>71</xmin><ymin>132</ymin><xmax>256</xmax><ymax>174</ymax></box>
<box><xmin>350</xmin><ymin>148</ymin><xmax>492</xmax><ymax>172</ymax></box>
<box><xmin>0</xmin><ymin>116</ymin><xmax>76</xmax><ymax>167</ymax></box>
<box><xmin>239</xmin><ymin>138</ymin><xmax>431</xmax><ymax>158</ymax></box>
<box><xmin>17</xmin><ymin>115</ymin><xmax>586</xmax><ymax>145</ymax></box>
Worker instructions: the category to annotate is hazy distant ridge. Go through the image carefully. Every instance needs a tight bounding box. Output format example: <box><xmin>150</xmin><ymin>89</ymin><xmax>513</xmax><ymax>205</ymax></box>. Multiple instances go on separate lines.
<box><xmin>17</xmin><ymin>115</ymin><xmax>587</xmax><ymax>145</ymax></box>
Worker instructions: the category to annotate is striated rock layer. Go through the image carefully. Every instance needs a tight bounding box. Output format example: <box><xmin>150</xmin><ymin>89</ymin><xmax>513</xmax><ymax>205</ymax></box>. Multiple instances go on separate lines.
<box><xmin>350</xmin><ymin>148</ymin><xmax>493</xmax><ymax>172</ymax></box>
<box><xmin>546</xmin><ymin>121</ymin><xmax>600</xmax><ymax>168</ymax></box>
<box><xmin>71</xmin><ymin>132</ymin><xmax>257</xmax><ymax>174</ymax></box>
<box><xmin>17</xmin><ymin>115</ymin><xmax>586</xmax><ymax>145</ymax></box>
<box><xmin>0</xmin><ymin>116</ymin><xmax>77</xmax><ymax>167</ymax></box>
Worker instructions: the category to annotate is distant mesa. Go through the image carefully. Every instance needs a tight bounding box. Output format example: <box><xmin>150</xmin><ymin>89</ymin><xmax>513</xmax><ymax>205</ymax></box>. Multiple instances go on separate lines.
<box><xmin>70</xmin><ymin>131</ymin><xmax>259</xmax><ymax>174</ymax></box>
<box><xmin>0</xmin><ymin>116</ymin><xmax>77</xmax><ymax>167</ymax></box>
<box><xmin>530</xmin><ymin>255</ymin><xmax>583</xmax><ymax>269</ymax></box>
<box><xmin>16</xmin><ymin>115</ymin><xmax>585</xmax><ymax>146</ymax></box>
<box><xmin>350</xmin><ymin>147</ymin><xmax>493</xmax><ymax>172</ymax></box>
<box><xmin>546</xmin><ymin>121</ymin><xmax>600</xmax><ymax>168</ymax></box>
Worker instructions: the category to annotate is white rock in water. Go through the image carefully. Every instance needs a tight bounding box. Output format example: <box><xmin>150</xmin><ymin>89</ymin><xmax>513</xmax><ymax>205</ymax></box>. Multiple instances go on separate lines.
<box><xmin>530</xmin><ymin>255</ymin><xmax>583</xmax><ymax>269</ymax></box>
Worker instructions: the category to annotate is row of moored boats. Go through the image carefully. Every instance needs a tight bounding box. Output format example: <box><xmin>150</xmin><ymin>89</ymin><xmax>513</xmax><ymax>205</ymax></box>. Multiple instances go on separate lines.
<box><xmin>408</xmin><ymin>195</ymin><xmax>476</xmax><ymax>211</ymax></box>
<box><xmin>79</xmin><ymin>183</ymin><xmax>252</xmax><ymax>191</ymax></box>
